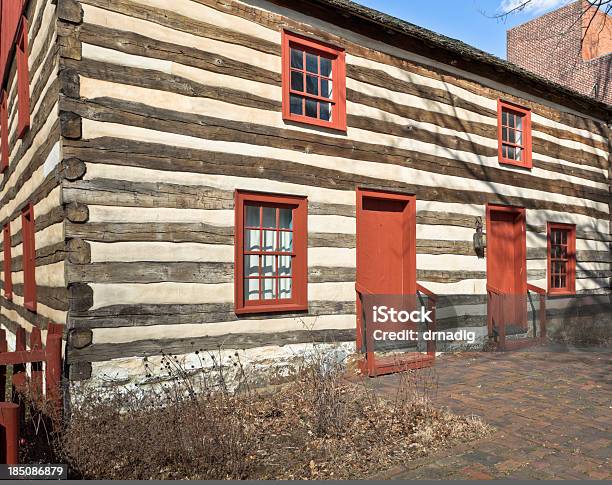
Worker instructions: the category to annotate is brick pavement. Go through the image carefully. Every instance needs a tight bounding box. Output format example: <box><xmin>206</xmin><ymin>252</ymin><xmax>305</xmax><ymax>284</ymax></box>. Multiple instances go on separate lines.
<box><xmin>370</xmin><ymin>349</ymin><xmax>611</xmax><ymax>479</ymax></box>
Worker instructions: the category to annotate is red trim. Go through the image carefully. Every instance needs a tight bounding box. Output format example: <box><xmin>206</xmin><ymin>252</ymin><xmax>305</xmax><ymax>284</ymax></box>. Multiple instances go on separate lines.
<box><xmin>281</xmin><ymin>30</ymin><xmax>346</xmax><ymax>131</ymax></box>
<box><xmin>0</xmin><ymin>89</ymin><xmax>8</xmax><ymax>172</ymax></box>
<box><xmin>16</xmin><ymin>16</ymin><xmax>30</xmax><ymax>139</ymax></box>
<box><xmin>234</xmin><ymin>190</ymin><xmax>307</xmax><ymax>314</ymax></box>
<box><xmin>486</xmin><ymin>204</ymin><xmax>527</xmax><ymax>296</ymax></box>
<box><xmin>547</xmin><ymin>222</ymin><xmax>576</xmax><ymax>295</ymax></box>
<box><xmin>355</xmin><ymin>188</ymin><xmax>417</xmax><ymax>353</ymax></box>
<box><xmin>497</xmin><ymin>99</ymin><xmax>532</xmax><ymax>169</ymax></box>
<box><xmin>21</xmin><ymin>203</ymin><xmax>35</xmax><ymax>312</ymax></box>
<box><xmin>3</xmin><ymin>223</ymin><xmax>12</xmax><ymax>300</ymax></box>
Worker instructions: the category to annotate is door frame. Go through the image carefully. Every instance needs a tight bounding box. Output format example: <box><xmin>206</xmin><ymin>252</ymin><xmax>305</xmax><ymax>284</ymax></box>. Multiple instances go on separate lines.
<box><xmin>355</xmin><ymin>188</ymin><xmax>416</xmax><ymax>352</ymax></box>
<box><xmin>486</xmin><ymin>204</ymin><xmax>527</xmax><ymax>337</ymax></box>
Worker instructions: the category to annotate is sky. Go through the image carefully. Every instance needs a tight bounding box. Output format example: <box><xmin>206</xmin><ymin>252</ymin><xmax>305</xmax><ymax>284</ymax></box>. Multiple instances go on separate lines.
<box><xmin>355</xmin><ymin>0</ymin><xmax>573</xmax><ymax>59</ymax></box>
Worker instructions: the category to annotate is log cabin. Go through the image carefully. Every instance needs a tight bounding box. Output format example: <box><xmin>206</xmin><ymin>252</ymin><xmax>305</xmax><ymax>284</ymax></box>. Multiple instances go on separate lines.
<box><xmin>0</xmin><ymin>0</ymin><xmax>610</xmax><ymax>386</ymax></box>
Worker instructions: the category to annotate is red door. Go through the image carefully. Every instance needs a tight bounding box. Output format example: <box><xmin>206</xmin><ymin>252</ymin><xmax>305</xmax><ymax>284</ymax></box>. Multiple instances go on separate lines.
<box><xmin>356</xmin><ymin>190</ymin><xmax>416</xmax><ymax>352</ymax></box>
<box><xmin>487</xmin><ymin>205</ymin><xmax>527</xmax><ymax>334</ymax></box>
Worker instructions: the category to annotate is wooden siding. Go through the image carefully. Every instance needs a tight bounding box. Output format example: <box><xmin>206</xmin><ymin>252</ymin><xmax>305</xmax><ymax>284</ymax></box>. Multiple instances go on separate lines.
<box><xmin>47</xmin><ymin>0</ymin><xmax>611</xmax><ymax>380</ymax></box>
<box><xmin>0</xmin><ymin>0</ymin><xmax>64</xmax><ymax>348</ymax></box>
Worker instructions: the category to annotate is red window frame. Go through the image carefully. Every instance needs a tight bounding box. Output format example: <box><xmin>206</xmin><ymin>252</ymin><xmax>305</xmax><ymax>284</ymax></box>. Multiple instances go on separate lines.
<box><xmin>16</xmin><ymin>16</ymin><xmax>30</xmax><ymax>139</ymax></box>
<box><xmin>234</xmin><ymin>191</ymin><xmax>307</xmax><ymax>314</ymax></box>
<box><xmin>21</xmin><ymin>202</ymin><xmax>36</xmax><ymax>311</ymax></box>
<box><xmin>281</xmin><ymin>30</ymin><xmax>346</xmax><ymax>131</ymax></box>
<box><xmin>3</xmin><ymin>223</ymin><xmax>12</xmax><ymax>300</ymax></box>
<box><xmin>547</xmin><ymin>222</ymin><xmax>576</xmax><ymax>295</ymax></box>
<box><xmin>0</xmin><ymin>90</ymin><xmax>8</xmax><ymax>172</ymax></box>
<box><xmin>497</xmin><ymin>99</ymin><xmax>532</xmax><ymax>169</ymax></box>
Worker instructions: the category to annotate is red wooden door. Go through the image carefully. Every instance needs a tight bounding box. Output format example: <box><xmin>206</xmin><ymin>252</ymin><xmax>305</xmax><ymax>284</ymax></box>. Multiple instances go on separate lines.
<box><xmin>487</xmin><ymin>206</ymin><xmax>527</xmax><ymax>332</ymax></box>
<box><xmin>356</xmin><ymin>190</ymin><xmax>416</xmax><ymax>350</ymax></box>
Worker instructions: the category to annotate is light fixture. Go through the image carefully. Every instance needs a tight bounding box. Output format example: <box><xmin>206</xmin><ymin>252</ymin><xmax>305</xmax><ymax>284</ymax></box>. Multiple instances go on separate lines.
<box><xmin>473</xmin><ymin>217</ymin><xmax>485</xmax><ymax>258</ymax></box>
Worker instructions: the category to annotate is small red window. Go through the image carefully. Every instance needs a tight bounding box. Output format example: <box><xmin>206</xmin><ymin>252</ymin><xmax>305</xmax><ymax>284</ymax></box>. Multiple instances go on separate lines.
<box><xmin>0</xmin><ymin>90</ymin><xmax>8</xmax><ymax>172</ymax></box>
<box><xmin>17</xmin><ymin>16</ymin><xmax>31</xmax><ymax>139</ymax></box>
<box><xmin>498</xmin><ymin>99</ymin><xmax>532</xmax><ymax>169</ymax></box>
<box><xmin>3</xmin><ymin>223</ymin><xmax>12</xmax><ymax>300</ymax></box>
<box><xmin>547</xmin><ymin>222</ymin><xmax>576</xmax><ymax>295</ymax></box>
<box><xmin>21</xmin><ymin>203</ymin><xmax>36</xmax><ymax>311</ymax></box>
<box><xmin>282</xmin><ymin>30</ymin><xmax>346</xmax><ymax>131</ymax></box>
<box><xmin>235</xmin><ymin>191</ymin><xmax>307</xmax><ymax>314</ymax></box>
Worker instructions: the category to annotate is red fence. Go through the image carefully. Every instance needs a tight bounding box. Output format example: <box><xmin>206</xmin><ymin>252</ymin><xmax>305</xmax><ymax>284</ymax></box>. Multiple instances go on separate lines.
<box><xmin>0</xmin><ymin>324</ymin><xmax>62</xmax><ymax>464</ymax></box>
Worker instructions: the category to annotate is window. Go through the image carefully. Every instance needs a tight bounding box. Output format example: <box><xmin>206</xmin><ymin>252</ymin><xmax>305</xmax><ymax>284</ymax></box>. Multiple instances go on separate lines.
<box><xmin>282</xmin><ymin>30</ymin><xmax>346</xmax><ymax>131</ymax></box>
<box><xmin>498</xmin><ymin>99</ymin><xmax>532</xmax><ymax>169</ymax></box>
<box><xmin>0</xmin><ymin>90</ymin><xmax>7</xmax><ymax>172</ymax></box>
<box><xmin>16</xmin><ymin>16</ymin><xmax>30</xmax><ymax>139</ymax></box>
<box><xmin>547</xmin><ymin>222</ymin><xmax>576</xmax><ymax>295</ymax></box>
<box><xmin>235</xmin><ymin>191</ymin><xmax>307</xmax><ymax>314</ymax></box>
<box><xmin>3</xmin><ymin>223</ymin><xmax>12</xmax><ymax>300</ymax></box>
<box><xmin>21</xmin><ymin>203</ymin><xmax>36</xmax><ymax>311</ymax></box>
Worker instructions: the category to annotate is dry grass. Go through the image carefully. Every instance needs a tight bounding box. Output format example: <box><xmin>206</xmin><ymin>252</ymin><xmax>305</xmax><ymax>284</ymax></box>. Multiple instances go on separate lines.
<box><xmin>23</xmin><ymin>348</ymin><xmax>492</xmax><ymax>479</ymax></box>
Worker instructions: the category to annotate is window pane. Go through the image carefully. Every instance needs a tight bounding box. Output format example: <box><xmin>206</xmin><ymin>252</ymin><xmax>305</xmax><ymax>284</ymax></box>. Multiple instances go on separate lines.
<box><xmin>305</xmin><ymin>98</ymin><xmax>317</xmax><ymax>118</ymax></box>
<box><xmin>262</xmin><ymin>278</ymin><xmax>276</xmax><ymax>300</ymax></box>
<box><xmin>502</xmin><ymin>145</ymin><xmax>508</xmax><ymax>159</ymax></box>
<box><xmin>320</xmin><ymin>57</ymin><xmax>332</xmax><ymax>78</ymax></box>
<box><xmin>290</xmin><ymin>48</ymin><xmax>303</xmax><ymax>69</ymax></box>
<box><xmin>245</xmin><ymin>229</ymin><xmax>260</xmax><ymax>251</ymax></box>
<box><xmin>306</xmin><ymin>52</ymin><xmax>318</xmax><ymax>73</ymax></box>
<box><xmin>502</xmin><ymin>111</ymin><xmax>508</xmax><ymax>126</ymax></box>
<box><xmin>509</xmin><ymin>113</ymin><xmax>515</xmax><ymax>129</ymax></box>
<box><xmin>502</xmin><ymin>127</ymin><xmax>508</xmax><ymax>142</ymax></box>
<box><xmin>279</xmin><ymin>231</ymin><xmax>293</xmax><ymax>252</ymax></box>
<box><xmin>245</xmin><ymin>278</ymin><xmax>259</xmax><ymax>301</ymax></box>
<box><xmin>279</xmin><ymin>208</ymin><xmax>292</xmax><ymax>229</ymax></box>
<box><xmin>321</xmin><ymin>78</ymin><xmax>332</xmax><ymax>99</ymax></box>
<box><xmin>320</xmin><ymin>102</ymin><xmax>331</xmax><ymax>121</ymax></box>
<box><xmin>290</xmin><ymin>94</ymin><xmax>303</xmax><ymax>115</ymax></box>
<box><xmin>263</xmin><ymin>230</ymin><xmax>276</xmax><ymax>252</ymax></box>
<box><xmin>291</xmin><ymin>71</ymin><xmax>304</xmax><ymax>92</ymax></box>
<box><xmin>244</xmin><ymin>255</ymin><xmax>259</xmax><ymax>277</ymax></box>
<box><xmin>246</xmin><ymin>205</ymin><xmax>259</xmax><ymax>227</ymax></box>
<box><xmin>279</xmin><ymin>278</ymin><xmax>292</xmax><ymax>299</ymax></box>
<box><xmin>262</xmin><ymin>255</ymin><xmax>276</xmax><ymax>277</ymax></box>
<box><xmin>514</xmin><ymin>148</ymin><xmax>522</xmax><ymax>161</ymax></box>
<box><xmin>263</xmin><ymin>207</ymin><xmax>276</xmax><ymax>228</ymax></box>
<box><xmin>515</xmin><ymin>131</ymin><xmax>522</xmax><ymax>146</ymax></box>
<box><xmin>516</xmin><ymin>115</ymin><xmax>523</xmax><ymax>131</ymax></box>
<box><xmin>507</xmin><ymin>146</ymin><xmax>515</xmax><ymax>160</ymax></box>
<box><xmin>306</xmin><ymin>75</ymin><xmax>318</xmax><ymax>95</ymax></box>
<box><xmin>278</xmin><ymin>255</ymin><xmax>291</xmax><ymax>276</ymax></box>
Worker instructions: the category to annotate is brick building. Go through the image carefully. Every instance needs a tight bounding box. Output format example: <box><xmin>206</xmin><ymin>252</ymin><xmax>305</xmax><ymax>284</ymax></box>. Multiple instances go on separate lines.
<box><xmin>507</xmin><ymin>1</ymin><xmax>611</xmax><ymax>104</ymax></box>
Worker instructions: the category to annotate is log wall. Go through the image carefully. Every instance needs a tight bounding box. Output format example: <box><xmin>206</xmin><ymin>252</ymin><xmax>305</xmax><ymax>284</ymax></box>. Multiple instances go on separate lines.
<box><xmin>0</xmin><ymin>0</ymin><xmax>64</xmax><ymax>350</ymax></box>
<box><xmin>50</xmin><ymin>0</ymin><xmax>610</xmax><ymax>382</ymax></box>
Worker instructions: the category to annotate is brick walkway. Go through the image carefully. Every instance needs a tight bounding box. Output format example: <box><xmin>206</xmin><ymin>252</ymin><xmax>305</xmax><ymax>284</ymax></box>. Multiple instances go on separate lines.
<box><xmin>370</xmin><ymin>350</ymin><xmax>611</xmax><ymax>479</ymax></box>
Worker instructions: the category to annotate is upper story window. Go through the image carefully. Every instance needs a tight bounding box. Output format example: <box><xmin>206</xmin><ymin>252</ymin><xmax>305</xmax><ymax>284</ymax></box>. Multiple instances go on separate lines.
<box><xmin>282</xmin><ymin>30</ymin><xmax>346</xmax><ymax>131</ymax></box>
<box><xmin>16</xmin><ymin>16</ymin><xmax>30</xmax><ymax>138</ymax></box>
<box><xmin>547</xmin><ymin>222</ymin><xmax>576</xmax><ymax>295</ymax></box>
<box><xmin>497</xmin><ymin>99</ymin><xmax>532</xmax><ymax>169</ymax></box>
<box><xmin>235</xmin><ymin>191</ymin><xmax>307</xmax><ymax>314</ymax></box>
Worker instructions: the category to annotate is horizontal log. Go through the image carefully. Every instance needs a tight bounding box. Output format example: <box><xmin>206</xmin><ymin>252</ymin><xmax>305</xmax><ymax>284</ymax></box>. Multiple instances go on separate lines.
<box><xmin>0</xmin><ymin>295</ymin><xmax>54</xmax><ymax>330</ymax></box>
<box><xmin>67</xmin><ymin>300</ymin><xmax>357</xmax><ymax>328</ymax></box>
<box><xmin>63</xmin><ymin>137</ymin><xmax>609</xmax><ymax>221</ymax></box>
<box><xmin>12</xmin><ymin>284</ymin><xmax>70</xmax><ymax>312</ymax></box>
<box><xmin>66</xmin><ymin>328</ymin><xmax>356</xmax><ymax>362</ymax></box>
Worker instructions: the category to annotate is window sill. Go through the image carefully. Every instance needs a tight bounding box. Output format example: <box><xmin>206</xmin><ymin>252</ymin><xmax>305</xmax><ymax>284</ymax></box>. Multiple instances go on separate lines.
<box><xmin>548</xmin><ymin>289</ymin><xmax>575</xmax><ymax>296</ymax></box>
<box><xmin>235</xmin><ymin>303</ymin><xmax>307</xmax><ymax>315</ymax></box>
<box><xmin>499</xmin><ymin>158</ymin><xmax>532</xmax><ymax>169</ymax></box>
<box><xmin>283</xmin><ymin>113</ymin><xmax>346</xmax><ymax>132</ymax></box>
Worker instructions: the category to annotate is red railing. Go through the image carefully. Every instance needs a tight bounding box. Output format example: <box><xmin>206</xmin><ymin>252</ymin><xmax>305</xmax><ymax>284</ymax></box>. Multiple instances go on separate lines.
<box><xmin>0</xmin><ymin>325</ymin><xmax>62</xmax><ymax>464</ymax></box>
<box><xmin>355</xmin><ymin>283</ymin><xmax>438</xmax><ymax>376</ymax></box>
<box><xmin>487</xmin><ymin>284</ymin><xmax>546</xmax><ymax>351</ymax></box>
